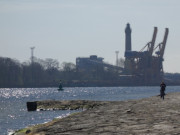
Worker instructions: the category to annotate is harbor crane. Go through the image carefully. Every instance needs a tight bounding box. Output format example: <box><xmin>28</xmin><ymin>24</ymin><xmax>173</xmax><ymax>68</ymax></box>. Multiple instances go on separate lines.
<box><xmin>124</xmin><ymin>23</ymin><xmax>169</xmax><ymax>84</ymax></box>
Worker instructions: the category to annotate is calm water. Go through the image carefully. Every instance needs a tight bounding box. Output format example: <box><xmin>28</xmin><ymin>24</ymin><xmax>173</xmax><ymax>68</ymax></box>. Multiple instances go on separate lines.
<box><xmin>0</xmin><ymin>86</ymin><xmax>180</xmax><ymax>135</ymax></box>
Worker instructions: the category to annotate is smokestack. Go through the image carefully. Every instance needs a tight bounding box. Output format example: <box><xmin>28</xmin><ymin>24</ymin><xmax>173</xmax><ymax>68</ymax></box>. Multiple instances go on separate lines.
<box><xmin>125</xmin><ymin>23</ymin><xmax>132</xmax><ymax>51</ymax></box>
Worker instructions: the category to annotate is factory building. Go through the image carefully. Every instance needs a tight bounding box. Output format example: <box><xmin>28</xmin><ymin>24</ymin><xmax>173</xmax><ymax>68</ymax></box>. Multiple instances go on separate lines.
<box><xmin>76</xmin><ymin>55</ymin><xmax>104</xmax><ymax>70</ymax></box>
<box><xmin>76</xmin><ymin>55</ymin><xmax>123</xmax><ymax>71</ymax></box>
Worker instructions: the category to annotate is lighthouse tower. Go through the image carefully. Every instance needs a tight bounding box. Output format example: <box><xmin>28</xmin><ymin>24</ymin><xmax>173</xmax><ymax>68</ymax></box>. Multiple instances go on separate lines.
<box><xmin>125</xmin><ymin>23</ymin><xmax>132</xmax><ymax>52</ymax></box>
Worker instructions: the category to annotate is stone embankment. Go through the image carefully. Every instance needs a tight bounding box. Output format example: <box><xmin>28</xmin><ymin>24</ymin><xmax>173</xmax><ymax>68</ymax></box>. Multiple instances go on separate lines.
<box><xmin>15</xmin><ymin>92</ymin><xmax>180</xmax><ymax>135</ymax></box>
<box><xmin>36</xmin><ymin>100</ymin><xmax>109</xmax><ymax>111</ymax></box>
<box><xmin>26</xmin><ymin>100</ymin><xmax>109</xmax><ymax>111</ymax></box>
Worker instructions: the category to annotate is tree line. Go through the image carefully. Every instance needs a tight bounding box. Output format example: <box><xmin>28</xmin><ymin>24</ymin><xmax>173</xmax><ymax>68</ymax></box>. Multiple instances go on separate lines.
<box><xmin>1</xmin><ymin>56</ymin><xmax>179</xmax><ymax>88</ymax></box>
<box><xmin>0</xmin><ymin>56</ymin><xmax>120</xmax><ymax>88</ymax></box>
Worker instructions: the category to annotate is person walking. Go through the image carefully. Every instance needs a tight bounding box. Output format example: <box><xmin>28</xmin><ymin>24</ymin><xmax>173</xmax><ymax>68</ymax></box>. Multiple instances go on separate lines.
<box><xmin>160</xmin><ymin>82</ymin><xmax>166</xmax><ymax>100</ymax></box>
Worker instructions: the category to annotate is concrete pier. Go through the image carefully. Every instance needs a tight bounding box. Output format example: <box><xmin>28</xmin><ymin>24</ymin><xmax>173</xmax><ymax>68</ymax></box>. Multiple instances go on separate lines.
<box><xmin>18</xmin><ymin>92</ymin><xmax>180</xmax><ymax>135</ymax></box>
<box><xmin>35</xmin><ymin>100</ymin><xmax>109</xmax><ymax>111</ymax></box>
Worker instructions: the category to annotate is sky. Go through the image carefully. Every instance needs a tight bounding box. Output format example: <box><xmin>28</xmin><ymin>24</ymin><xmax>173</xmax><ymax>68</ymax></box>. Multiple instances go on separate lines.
<box><xmin>0</xmin><ymin>0</ymin><xmax>180</xmax><ymax>73</ymax></box>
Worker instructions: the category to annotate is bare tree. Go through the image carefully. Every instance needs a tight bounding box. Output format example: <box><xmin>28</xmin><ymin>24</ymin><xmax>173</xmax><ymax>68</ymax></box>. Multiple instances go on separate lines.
<box><xmin>44</xmin><ymin>58</ymin><xmax>59</xmax><ymax>70</ymax></box>
<box><xmin>61</xmin><ymin>62</ymin><xmax>76</xmax><ymax>72</ymax></box>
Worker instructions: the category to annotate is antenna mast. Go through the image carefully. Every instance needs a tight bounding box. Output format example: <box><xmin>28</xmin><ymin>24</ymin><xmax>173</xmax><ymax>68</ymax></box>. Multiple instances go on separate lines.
<box><xmin>115</xmin><ymin>51</ymin><xmax>119</xmax><ymax>66</ymax></box>
<box><xmin>30</xmin><ymin>47</ymin><xmax>35</xmax><ymax>64</ymax></box>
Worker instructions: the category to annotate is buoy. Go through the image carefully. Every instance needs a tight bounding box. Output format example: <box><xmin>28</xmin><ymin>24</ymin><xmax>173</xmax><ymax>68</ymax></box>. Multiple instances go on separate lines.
<box><xmin>58</xmin><ymin>80</ymin><xmax>63</xmax><ymax>91</ymax></box>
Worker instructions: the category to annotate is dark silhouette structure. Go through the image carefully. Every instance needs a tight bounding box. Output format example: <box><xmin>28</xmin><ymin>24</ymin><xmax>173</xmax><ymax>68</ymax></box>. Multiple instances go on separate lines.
<box><xmin>27</xmin><ymin>102</ymin><xmax>37</xmax><ymax>111</ymax></box>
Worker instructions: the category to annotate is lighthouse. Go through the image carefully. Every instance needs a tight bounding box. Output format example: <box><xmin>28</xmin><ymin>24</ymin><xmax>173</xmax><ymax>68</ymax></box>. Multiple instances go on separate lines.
<box><xmin>125</xmin><ymin>23</ymin><xmax>132</xmax><ymax>52</ymax></box>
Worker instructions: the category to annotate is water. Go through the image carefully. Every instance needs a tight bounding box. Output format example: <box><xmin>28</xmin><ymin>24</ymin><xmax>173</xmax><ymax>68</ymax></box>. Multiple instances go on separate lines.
<box><xmin>0</xmin><ymin>86</ymin><xmax>179</xmax><ymax>135</ymax></box>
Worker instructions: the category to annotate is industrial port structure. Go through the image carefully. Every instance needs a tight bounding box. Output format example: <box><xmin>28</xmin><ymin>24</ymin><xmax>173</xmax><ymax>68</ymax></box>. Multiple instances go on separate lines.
<box><xmin>76</xmin><ymin>23</ymin><xmax>169</xmax><ymax>85</ymax></box>
<box><xmin>124</xmin><ymin>23</ymin><xmax>169</xmax><ymax>84</ymax></box>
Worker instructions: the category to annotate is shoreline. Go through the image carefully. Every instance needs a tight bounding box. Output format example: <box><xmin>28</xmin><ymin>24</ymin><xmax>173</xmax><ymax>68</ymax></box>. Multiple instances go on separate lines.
<box><xmin>15</xmin><ymin>92</ymin><xmax>180</xmax><ymax>135</ymax></box>
<box><xmin>1</xmin><ymin>83</ymin><xmax>180</xmax><ymax>88</ymax></box>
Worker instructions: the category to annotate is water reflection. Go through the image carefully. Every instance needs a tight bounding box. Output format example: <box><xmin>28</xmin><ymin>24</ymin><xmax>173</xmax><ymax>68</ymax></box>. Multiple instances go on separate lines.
<box><xmin>0</xmin><ymin>86</ymin><xmax>179</xmax><ymax>135</ymax></box>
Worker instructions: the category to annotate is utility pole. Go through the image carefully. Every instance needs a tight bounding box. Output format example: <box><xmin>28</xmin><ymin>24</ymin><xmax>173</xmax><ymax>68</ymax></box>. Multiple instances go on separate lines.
<box><xmin>115</xmin><ymin>51</ymin><xmax>119</xmax><ymax>66</ymax></box>
<box><xmin>30</xmin><ymin>47</ymin><xmax>35</xmax><ymax>64</ymax></box>
<box><xmin>30</xmin><ymin>47</ymin><xmax>35</xmax><ymax>86</ymax></box>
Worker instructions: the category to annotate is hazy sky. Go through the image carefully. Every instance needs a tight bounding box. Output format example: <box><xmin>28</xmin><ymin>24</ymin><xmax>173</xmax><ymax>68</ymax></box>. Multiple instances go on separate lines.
<box><xmin>0</xmin><ymin>0</ymin><xmax>180</xmax><ymax>73</ymax></box>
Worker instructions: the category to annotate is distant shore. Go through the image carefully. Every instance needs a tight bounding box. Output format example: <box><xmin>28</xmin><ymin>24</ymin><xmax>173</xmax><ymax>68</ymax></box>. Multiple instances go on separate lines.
<box><xmin>15</xmin><ymin>92</ymin><xmax>180</xmax><ymax>135</ymax></box>
<box><xmin>1</xmin><ymin>82</ymin><xmax>180</xmax><ymax>88</ymax></box>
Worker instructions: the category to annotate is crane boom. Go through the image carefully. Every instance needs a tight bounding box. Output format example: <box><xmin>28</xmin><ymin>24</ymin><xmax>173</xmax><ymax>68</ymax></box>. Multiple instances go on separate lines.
<box><xmin>140</xmin><ymin>27</ymin><xmax>157</xmax><ymax>56</ymax></box>
<box><xmin>154</xmin><ymin>28</ymin><xmax>169</xmax><ymax>58</ymax></box>
<box><xmin>160</xmin><ymin>28</ymin><xmax>169</xmax><ymax>58</ymax></box>
<box><xmin>149</xmin><ymin>27</ymin><xmax>158</xmax><ymax>55</ymax></box>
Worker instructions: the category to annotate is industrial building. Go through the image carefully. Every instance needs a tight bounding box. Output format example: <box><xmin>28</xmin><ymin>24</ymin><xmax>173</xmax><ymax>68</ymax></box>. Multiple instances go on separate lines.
<box><xmin>124</xmin><ymin>23</ymin><xmax>169</xmax><ymax>84</ymax></box>
<box><xmin>76</xmin><ymin>23</ymin><xmax>169</xmax><ymax>85</ymax></box>
<box><xmin>76</xmin><ymin>55</ymin><xmax>123</xmax><ymax>71</ymax></box>
<box><xmin>76</xmin><ymin>55</ymin><xmax>104</xmax><ymax>71</ymax></box>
